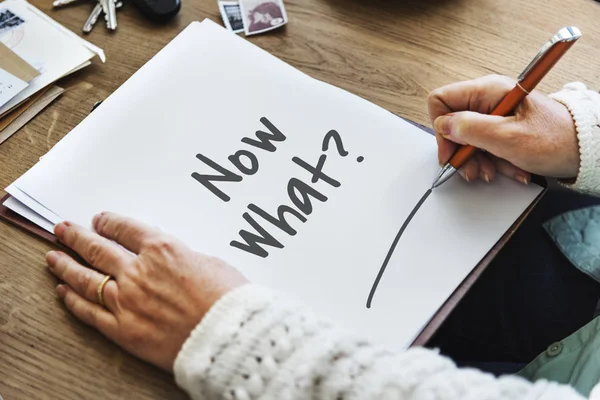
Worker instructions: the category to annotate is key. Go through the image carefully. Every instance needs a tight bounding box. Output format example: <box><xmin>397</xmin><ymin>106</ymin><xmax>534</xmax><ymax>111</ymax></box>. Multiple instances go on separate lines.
<box><xmin>103</xmin><ymin>0</ymin><xmax>118</xmax><ymax>30</ymax></box>
<box><xmin>83</xmin><ymin>1</ymin><xmax>122</xmax><ymax>33</ymax></box>
<box><xmin>82</xmin><ymin>2</ymin><xmax>102</xmax><ymax>33</ymax></box>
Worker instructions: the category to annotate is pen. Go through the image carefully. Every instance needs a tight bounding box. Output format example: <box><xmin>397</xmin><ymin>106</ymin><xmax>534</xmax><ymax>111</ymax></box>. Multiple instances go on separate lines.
<box><xmin>431</xmin><ymin>26</ymin><xmax>582</xmax><ymax>189</ymax></box>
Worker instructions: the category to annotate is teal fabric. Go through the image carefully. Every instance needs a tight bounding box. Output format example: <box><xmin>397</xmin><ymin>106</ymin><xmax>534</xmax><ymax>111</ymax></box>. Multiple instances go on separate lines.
<box><xmin>517</xmin><ymin>316</ymin><xmax>600</xmax><ymax>397</ymax></box>
<box><xmin>516</xmin><ymin>205</ymin><xmax>600</xmax><ymax>396</ymax></box>
<box><xmin>544</xmin><ymin>206</ymin><xmax>600</xmax><ymax>283</ymax></box>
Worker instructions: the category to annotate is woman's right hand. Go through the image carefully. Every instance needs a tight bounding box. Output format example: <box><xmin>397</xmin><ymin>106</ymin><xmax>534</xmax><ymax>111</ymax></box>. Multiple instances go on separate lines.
<box><xmin>428</xmin><ymin>75</ymin><xmax>580</xmax><ymax>184</ymax></box>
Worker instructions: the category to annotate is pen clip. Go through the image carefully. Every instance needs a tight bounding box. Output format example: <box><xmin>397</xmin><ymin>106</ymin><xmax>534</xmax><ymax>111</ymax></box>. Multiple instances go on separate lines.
<box><xmin>518</xmin><ymin>26</ymin><xmax>581</xmax><ymax>82</ymax></box>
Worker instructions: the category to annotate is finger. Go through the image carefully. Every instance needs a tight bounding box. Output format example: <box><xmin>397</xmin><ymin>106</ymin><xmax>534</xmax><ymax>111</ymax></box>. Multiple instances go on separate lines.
<box><xmin>459</xmin><ymin>157</ymin><xmax>479</xmax><ymax>183</ymax></box>
<box><xmin>489</xmin><ymin>155</ymin><xmax>531</xmax><ymax>185</ymax></box>
<box><xmin>476</xmin><ymin>153</ymin><xmax>496</xmax><ymax>183</ymax></box>
<box><xmin>428</xmin><ymin>75</ymin><xmax>515</xmax><ymax>124</ymax></box>
<box><xmin>435</xmin><ymin>131</ymin><xmax>457</xmax><ymax>165</ymax></box>
<box><xmin>433</xmin><ymin>111</ymin><xmax>520</xmax><ymax>160</ymax></box>
<box><xmin>57</xmin><ymin>284</ymin><xmax>118</xmax><ymax>340</ymax></box>
<box><xmin>54</xmin><ymin>222</ymin><xmax>132</xmax><ymax>277</ymax></box>
<box><xmin>93</xmin><ymin>212</ymin><xmax>161</xmax><ymax>254</ymax></box>
<box><xmin>47</xmin><ymin>251</ymin><xmax>118</xmax><ymax>310</ymax></box>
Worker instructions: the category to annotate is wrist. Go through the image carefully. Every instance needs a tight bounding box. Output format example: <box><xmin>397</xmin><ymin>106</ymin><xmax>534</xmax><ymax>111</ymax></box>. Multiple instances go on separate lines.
<box><xmin>552</xmin><ymin>99</ymin><xmax>580</xmax><ymax>179</ymax></box>
<box><xmin>549</xmin><ymin>82</ymin><xmax>600</xmax><ymax>193</ymax></box>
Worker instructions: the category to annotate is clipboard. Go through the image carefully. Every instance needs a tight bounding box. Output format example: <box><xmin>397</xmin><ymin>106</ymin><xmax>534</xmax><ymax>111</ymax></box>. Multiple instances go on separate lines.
<box><xmin>0</xmin><ymin>117</ymin><xmax>547</xmax><ymax>347</ymax></box>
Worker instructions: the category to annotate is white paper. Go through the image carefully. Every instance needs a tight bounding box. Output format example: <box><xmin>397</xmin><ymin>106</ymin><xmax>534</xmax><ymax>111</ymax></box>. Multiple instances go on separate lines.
<box><xmin>0</xmin><ymin>0</ymin><xmax>103</xmax><ymax>115</ymax></box>
<box><xmin>3</xmin><ymin>196</ymin><xmax>54</xmax><ymax>232</ymax></box>
<box><xmin>6</xmin><ymin>184</ymin><xmax>63</xmax><ymax>224</ymax></box>
<box><xmin>0</xmin><ymin>67</ymin><xmax>27</xmax><ymax>107</ymax></box>
<box><xmin>8</xmin><ymin>20</ymin><xmax>543</xmax><ymax>350</ymax></box>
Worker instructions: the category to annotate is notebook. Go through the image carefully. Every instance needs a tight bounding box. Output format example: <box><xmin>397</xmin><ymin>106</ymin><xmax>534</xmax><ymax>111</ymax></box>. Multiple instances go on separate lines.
<box><xmin>0</xmin><ymin>19</ymin><xmax>545</xmax><ymax>349</ymax></box>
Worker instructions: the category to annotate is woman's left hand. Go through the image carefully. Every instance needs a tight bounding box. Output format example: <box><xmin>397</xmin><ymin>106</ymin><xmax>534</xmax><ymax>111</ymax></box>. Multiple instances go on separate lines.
<box><xmin>46</xmin><ymin>212</ymin><xmax>248</xmax><ymax>372</ymax></box>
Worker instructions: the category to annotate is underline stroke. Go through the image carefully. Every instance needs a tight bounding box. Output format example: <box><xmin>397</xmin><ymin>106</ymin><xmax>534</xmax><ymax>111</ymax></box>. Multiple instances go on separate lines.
<box><xmin>366</xmin><ymin>188</ymin><xmax>433</xmax><ymax>308</ymax></box>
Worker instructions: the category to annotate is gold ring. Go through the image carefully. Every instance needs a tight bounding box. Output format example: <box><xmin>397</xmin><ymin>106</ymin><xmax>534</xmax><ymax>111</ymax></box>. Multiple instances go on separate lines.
<box><xmin>97</xmin><ymin>275</ymin><xmax>112</xmax><ymax>307</ymax></box>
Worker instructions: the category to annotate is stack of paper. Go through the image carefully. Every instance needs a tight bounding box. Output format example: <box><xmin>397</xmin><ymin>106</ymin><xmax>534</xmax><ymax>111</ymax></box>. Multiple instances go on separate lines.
<box><xmin>0</xmin><ymin>0</ymin><xmax>104</xmax><ymax>144</ymax></box>
<box><xmin>2</xmin><ymin>20</ymin><xmax>543</xmax><ymax>348</ymax></box>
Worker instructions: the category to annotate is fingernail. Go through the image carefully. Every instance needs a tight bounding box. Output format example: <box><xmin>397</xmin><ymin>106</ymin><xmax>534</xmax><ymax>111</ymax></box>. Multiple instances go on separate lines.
<box><xmin>464</xmin><ymin>172</ymin><xmax>471</xmax><ymax>182</ymax></box>
<box><xmin>46</xmin><ymin>251</ymin><xmax>59</xmax><ymax>266</ymax></box>
<box><xmin>483</xmin><ymin>173</ymin><xmax>490</xmax><ymax>183</ymax></box>
<box><xmin>434</xmin><ymin>115</ymin><xmax>452</xmax><ymax>136</ymax></box>
<box><xmin>56</xmin><ymin>284</ymin><xmax>67</xmax><ymax>298</ymax></box>
<box><xmin>517</xmin><ymin>174</ymin><xmax>529</xmax><ymax>185</ymax></box>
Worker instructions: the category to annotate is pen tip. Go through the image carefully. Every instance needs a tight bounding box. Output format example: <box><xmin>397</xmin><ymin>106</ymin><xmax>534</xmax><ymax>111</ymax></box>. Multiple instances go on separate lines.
<box><xmin>432</xmin><ymin>164</ymin><xmax>457</xmax><ymax>189</ymax></box>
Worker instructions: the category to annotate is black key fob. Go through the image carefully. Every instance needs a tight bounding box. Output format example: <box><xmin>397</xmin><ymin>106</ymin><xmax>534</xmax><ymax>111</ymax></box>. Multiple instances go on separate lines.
<box><xmin>131</xmin><ymin>0</ymin><xmax>181</xmax><ymax>22</ymax></box>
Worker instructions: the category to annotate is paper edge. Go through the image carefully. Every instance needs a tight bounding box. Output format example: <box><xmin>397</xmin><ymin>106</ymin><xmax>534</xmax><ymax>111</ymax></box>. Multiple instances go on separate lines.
<box><xmin>0</xmin><ymin>85</ymin><xmax>64</xmax><ymax>144</ymax></box>
<box><xmin>3</xmin><ymin>195</ymin><xmax>55</xmax><ymax>232</ymax></box>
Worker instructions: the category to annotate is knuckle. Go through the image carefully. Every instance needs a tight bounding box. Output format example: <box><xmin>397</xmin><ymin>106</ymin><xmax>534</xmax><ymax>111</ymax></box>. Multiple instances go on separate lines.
<box><xmin>77</xmin><ymin>270</ymin><xmax>94</xmax><ymax>292</ymax></box>
<box><xmin>475</xmin><ymin>75</ymin><xmax>514</xmax><ymax>97</ymax></box>
<box><xmin>63</xmin><ymin>290</ymin><xmax>75</xmax><ymax>309</ymax></box>
<box><xmin>66</xmin><ymin>292</ymin><xmax>84</xmax><ymax>319</ymax></box>
<box><xmin>86</xmin><ymin>241</ymin><xmax>105</xmax><ymax>266</ymax></box>
<box><xmin>102</xmin><ymin>282</ymin><xmax>119</xmax><ymax>308</ymax></box>
<box><xmin>428</xmin><ymin>88</ymin><xmax>442</xmax><ymax>103</ymax></box>
<box><xmin>123</xmin><ymin>259</ymin><xmax>148</xmax><ymax>287</ymax></box>
<box><xmin>66</xmin><ymin>298</ymin><xmax>79</xmax><ymax>316</ymax></box>
<box><xmin>52</xmin><ymin>255</ymin><xmax>68</xmax><ymax>275</ymax></box>
<box><xmin>486</xmin><ymin>74</ymin><xmax>513</xmax><ymax>86</ymax></box>
<box><xmin>123</xmin><ymin>264</ymin><xmax>142</xmax><ymax>285</ymax></box>
<box><xmin>111</xmin><ymin>220</ymin><xmax>127</xmax><ymax>241</ymax></box>
<box><xmin>453</xmin><ymin>115</ymin><xmax>469</xmax><ymax>138</ymax></box>
<box><xmin>118</xmin><ymin>289</ymin><xmax>138</xmax><ymax>310</ymax></box>
<box><xmin>87</xmin><ymin>306</ymin><xmax>100</xmax><ymax>325</ymax></box>
<box><xmin>144</xmin><ymin>236</ymin><xmax>175</xmax><ymax>254</ymax></box>
<box><xmin>485</xmin><ymin>73</ymin><xmax>504</xmax><ymax>82</ymax></box>
<box><xmin>67</xmin><ymin>229</ymin><xmax>80</xmax><ymax>248</ymax></box>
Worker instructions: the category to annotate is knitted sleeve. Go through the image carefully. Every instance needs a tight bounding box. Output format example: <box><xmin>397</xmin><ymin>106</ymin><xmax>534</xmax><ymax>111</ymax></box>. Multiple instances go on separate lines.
<box><xmin>549</xmin><ymin>82</ymin><xmax>600</xmax><ymax>195</ymax></box>
<box><xmin>173</xmin><ymin>284</ymin><xmax>584</xmax><ymax>400</ymax></box>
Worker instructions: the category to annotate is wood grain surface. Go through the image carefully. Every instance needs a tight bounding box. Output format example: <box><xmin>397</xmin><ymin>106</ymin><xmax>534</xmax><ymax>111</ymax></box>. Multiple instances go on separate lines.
<box><xmin>1</xmin><ymin>0</ymin><xmax>599</xmax><ymax>398</ymax></box>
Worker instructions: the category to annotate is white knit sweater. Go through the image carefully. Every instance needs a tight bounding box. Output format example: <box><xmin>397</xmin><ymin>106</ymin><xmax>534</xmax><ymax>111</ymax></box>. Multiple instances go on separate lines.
<box><xmin>174</xmin><ymin>84</ymin><xmax>600</xmax><ymax>400</ymax></box>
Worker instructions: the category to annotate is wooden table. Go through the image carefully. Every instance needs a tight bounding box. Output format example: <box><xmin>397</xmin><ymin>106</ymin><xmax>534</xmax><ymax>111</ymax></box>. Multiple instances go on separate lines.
<box><xmin>1</xmin><ymin>0</ymin><xmax>599</xmax><ymax>398</ymax></box>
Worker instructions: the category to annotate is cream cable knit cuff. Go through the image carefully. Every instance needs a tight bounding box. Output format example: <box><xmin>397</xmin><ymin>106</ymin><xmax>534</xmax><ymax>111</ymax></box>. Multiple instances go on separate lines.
<box><xmin>174</xmin><ymin>284</ymin><xmax>275</xmax><ymax>398</ymax></box>
<box><xmin>174</xmin><ymin>284</ymin><xmax>585</xmax><ymax>400</ymax></box>
<box><xmin>549</xmin><ymin>82</ymin><xmax>600</xmax><ymax>195</ymax></box>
